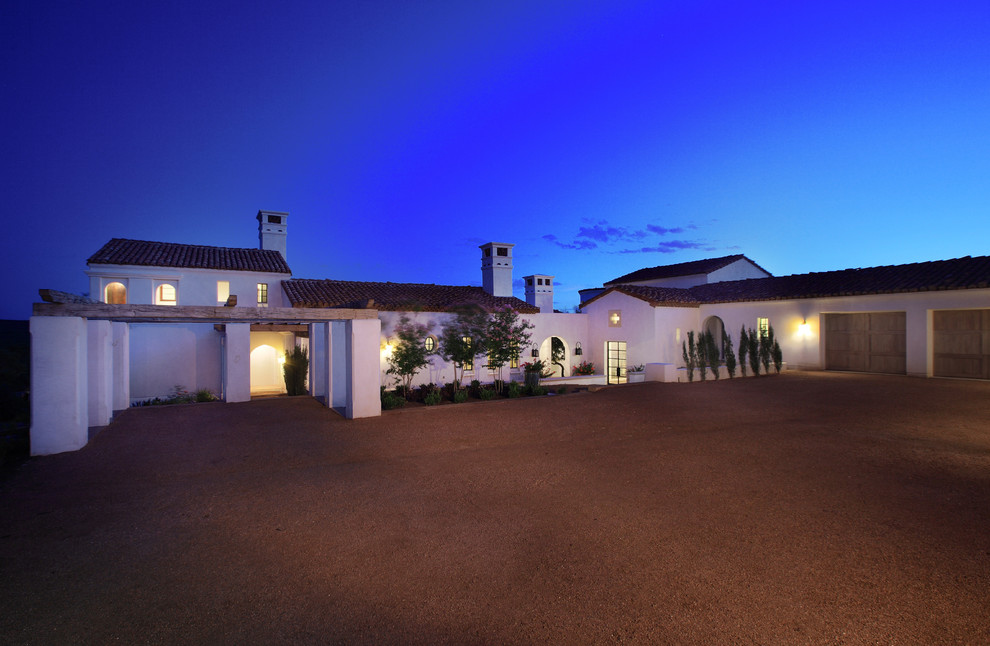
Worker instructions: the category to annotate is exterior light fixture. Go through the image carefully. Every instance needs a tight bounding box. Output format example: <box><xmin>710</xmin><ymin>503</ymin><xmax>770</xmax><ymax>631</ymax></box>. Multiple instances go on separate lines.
<box><xmin>574</xmin><ymin>342</ymin><xmax>583</xmax><ymax>356</ymax></box>
<box><xmin>798</xmin><ymin>319</ymin><xmax>811</xmax><ymax>336</ymax></box>
<box><xmin>531</xmin><ymin>346</ymin><xmax>540</xmax><ymax>357</ymax></box>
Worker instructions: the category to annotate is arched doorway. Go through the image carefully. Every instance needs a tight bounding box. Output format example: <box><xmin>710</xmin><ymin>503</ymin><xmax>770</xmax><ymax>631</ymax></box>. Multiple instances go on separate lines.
<box><xmin>537</xmin><ymin>336</ymin><xmax>569</xmax><ymax>377</ymax></box>
<box><xmin>250</xmin><ymin>344</ymin><xmax>284</xmax><ymax>393</ymax></box>
<box><xmin>703</xmin><ymin>315</ymin><xmax>725</xmax><ymax>359</ymax></box>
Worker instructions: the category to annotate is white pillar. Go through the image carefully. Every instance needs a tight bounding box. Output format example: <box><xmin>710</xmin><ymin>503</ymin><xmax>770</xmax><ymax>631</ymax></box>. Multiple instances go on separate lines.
<box><xmin>347</xmin><ymin>318</ymin><xmax>382</xmax><ymax>419</ymax></box>
<box><xmin>224</xmin><ymin>324</ymin><xmax>251</xmax><ymax>403</ymax></box>
<box><xmin>30</xmin><ymin>316</ymin><xmax>89</xmax><ymax>455</ymax></box>
<box><xmin>87</xmin><ymin>319</ymin><xmax>113</xmax><ymax>427</ymax></box>
<box><xmin>111</xmin><ymin>322</ymin><xmax>130</xmax><ymax>412</ymax></box>
<box><xmin>307</xmin><ymin>322</ymin><xmax>331</xmax><ymax>406</ymax></box>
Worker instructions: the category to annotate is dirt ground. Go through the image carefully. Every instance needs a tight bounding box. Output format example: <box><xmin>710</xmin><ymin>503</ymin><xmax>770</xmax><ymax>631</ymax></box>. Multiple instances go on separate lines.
<box><xmin>2</xmin><ymin>372</ymin><xmax>989</xmax><ymax>645</ymax></box>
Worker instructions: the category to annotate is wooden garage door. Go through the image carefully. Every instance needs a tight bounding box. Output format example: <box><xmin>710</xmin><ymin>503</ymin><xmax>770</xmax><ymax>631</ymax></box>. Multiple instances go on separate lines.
<box><xmin>933</xmin><ymin>309</ymin><xmax>990</xmax><ymax>379</ymax></box>
<box><xmin>825</xmin><ymin>312</ymin><xmax>906</xmax><ymax>374</ymax></box>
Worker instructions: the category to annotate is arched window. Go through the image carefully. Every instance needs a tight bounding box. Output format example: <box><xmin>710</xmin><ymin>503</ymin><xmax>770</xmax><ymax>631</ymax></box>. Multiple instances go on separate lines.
<box><xmin>104</xmin><ymin>282</ymin><xmax>126</xmax><ymax>304</ymax></box>
<box><xmin>156</xmin><ymin>283</ymin><xmax>177</xmax><ymax>305</ymax></box>
<box><xmin>424</xmin><ymin>336</ymin><xmax>436</xmax><ymax>352</ymax></box>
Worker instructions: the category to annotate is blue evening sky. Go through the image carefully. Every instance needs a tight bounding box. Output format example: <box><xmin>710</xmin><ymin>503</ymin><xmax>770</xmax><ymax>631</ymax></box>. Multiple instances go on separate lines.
<box><xmin>3</xmin><ymin>1</ymin><xmax>988</xmax><ymax>319</ymax></box>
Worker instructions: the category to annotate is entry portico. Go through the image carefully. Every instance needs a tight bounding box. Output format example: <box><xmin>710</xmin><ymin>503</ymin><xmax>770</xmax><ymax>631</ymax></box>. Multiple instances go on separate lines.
<box><xmin>30</xmin><ymin>301</ymin><xmax>381</xmax><ymax>456</ymax></box>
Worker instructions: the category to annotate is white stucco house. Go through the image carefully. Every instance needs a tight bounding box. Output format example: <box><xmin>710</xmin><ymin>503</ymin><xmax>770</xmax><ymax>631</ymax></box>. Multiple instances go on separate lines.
<box><xmin>30</xmin><ymin>209</ymin><xmax>990</xmax><ymax>456</ymax></box>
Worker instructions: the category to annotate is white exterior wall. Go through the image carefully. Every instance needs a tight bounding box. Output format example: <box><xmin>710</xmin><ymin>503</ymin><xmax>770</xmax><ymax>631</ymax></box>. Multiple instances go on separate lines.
<box><xmin>129</xmin><ymin>323</ymin><xmax>222</xmax><ymax>401</ymax></box>
<box><xmin>223</xmin><ymin>324</ymin><xmax>251</xmax><ymax>402</ymax></box>
<box><xmin>87</xmin><ymin>319</ymin><xmax>113</xmax><ymax>427</ymax></box>
<box><xmin>111</xmin><ymin>322</ymin><xmax>130</xmax><ymax>412</ymax></box>
<box><xmin>706</xmin><ymin>259</ymin><xmax>771</xmax><ymax>283</ymax></box>
<box><xmin>30</xmin><ymin>316</ymin><xmax>89</xmax><ymax>455</ymax></box>
<box><xmin>582</xmin><ymin>291</ymin><xmax>682</xmax><ymax>375</ymax></box>
<box><xmin>88</xmin><ymin>265</ymin><xmax>289</xmax><ymax>307</ymax></box>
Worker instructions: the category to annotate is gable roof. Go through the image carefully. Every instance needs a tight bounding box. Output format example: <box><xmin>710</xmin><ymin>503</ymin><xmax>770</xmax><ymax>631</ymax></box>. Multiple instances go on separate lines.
<box><xmin>604</xmin><ymin>254</ymin><xmax>769</xmax><ymax>286</ymax></box>
<box><xmin>282</xmin><ymin>278</ymin><xmax>540</xmax><ymax>313</ymax></box>
<box><xmin>584</xmin><ymin>255</ymin><xmax>990</xmax><ymax>308</ymax></box>
<box><xmin>87</xmin><ymin>238</ymin><xmax>291</xmax><ymax>274</ymax></box>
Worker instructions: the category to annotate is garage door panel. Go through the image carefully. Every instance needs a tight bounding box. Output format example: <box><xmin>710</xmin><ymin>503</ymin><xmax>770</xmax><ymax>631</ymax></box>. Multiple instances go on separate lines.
<box><xmin>933</xmin><ymin>309</ymin><xmax>990</xmax><ymax>379</ymax></box>
<box><xmin>825</xmin><ymin>312</ymin><xmax>905</xmax><ymax>375</ymax></box>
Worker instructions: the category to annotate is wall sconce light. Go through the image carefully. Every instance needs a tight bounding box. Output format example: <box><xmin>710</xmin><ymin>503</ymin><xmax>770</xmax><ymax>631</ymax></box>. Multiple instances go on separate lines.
<box><xmin>574</xmin><ymin>342</ymin><xmax>583</xmax><ymax>356</ymax></box>
<box><xmin>798</xmin><ymin>319</ymin><xmax>811</xmax><ymax>336</ymax></box>
<box><xmin>531</xmin><ymin>346</ymin><xmax>540</xmax><ymax>357</ymax></box>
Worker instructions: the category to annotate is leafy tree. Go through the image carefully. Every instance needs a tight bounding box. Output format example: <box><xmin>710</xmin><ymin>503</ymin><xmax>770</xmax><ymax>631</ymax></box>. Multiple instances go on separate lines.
<box><xmin>738</xmin><ymin>324</ymin><xmax>748</xmax><ymax>377</ymax></box>
<box><xmin>702</xmin><ymin>329</ymin><xmax>720</xmax><ymax>380</ymax></box>
<box><xmin>747</xmin><ymin>327</ymin><xmax>760</xmax><ymax>376</ymax></box>
<box><xmin>723</xmin><ymin>329</ymin><xmax>736</xmax><ymax>378</ymax></box>
<box><xmin>682</xmin><ymin>331</ymin><xmax>695</xmax><ymax>382</ymax></box>
<box><xmin>386</xmin><ymin>315</ymin><xmax>432</xmax><ymax>395</ymax></box>
<box><xmin>485</xmin><ymin>305</ymin><xmax>533</xmax><ymax>392</ymax></box>
<box><xmin>772</xmin><ymin>340</ymin><xmax>783</xmax><ymax>374</ymax></box>
<box><xmin>437</xmin><ymin>306</ymin><xmax>489</xmax><ymax>391</ymax></box>
<box><xmin>282</xmin><ymin>345</ymin><xmax>309</xmax><ymax>396</ymax></box>
<box><xmin>696</xmin><ymin>330</ymin><xmax>708</xmax><ymax>381</ymax></box>
<box><xmin>759</xmin><ymin>324</ymin><xmax>773</xmax><ymax>375</ymax></box>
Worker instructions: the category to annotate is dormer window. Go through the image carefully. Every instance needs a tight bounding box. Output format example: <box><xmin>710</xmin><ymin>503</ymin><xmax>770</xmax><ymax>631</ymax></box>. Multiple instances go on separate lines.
<box><xmin>156</xmin><ymin>283</ymin><xmax>177</xmax><ymax>306</ymax></box>
<box><xmin>105</xmin><ymin>281</ymin><xmax>127</xmax><ymax>304</ymax></box>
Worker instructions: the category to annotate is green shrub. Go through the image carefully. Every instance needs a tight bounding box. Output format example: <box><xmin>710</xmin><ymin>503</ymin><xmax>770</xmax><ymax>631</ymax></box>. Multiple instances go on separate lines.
<box><xmin>424</xmin><ymin>391</ymin><xmax>442</xmax><ymax>406</ymax></box>
<box><xmin>506</xmin><ymin>381</ymin><xmax>522</xmax><ymax>398</ymax></box>
<box><xmin>381</xmin><ymin>390</ymin><xmax>406</xmax><ymax>410</ymax></box>
<box><xmin>283</xmin><ymin>345</ymin><xmax>309</xmax><ymax>395</ymax></box>
<box><xmin>529</xmin><ymin>385</ymin><xmax>548</xmax><ymax>396</ymax></box>
<box><xmin>195</xmin><ymin>389</ymin><xmax>218</xmax><ymax>402</ymax></box>
<box><xmin>479</xmin><ymin>388</ymin><xmax>496</xmax><ymax>401</ymax></box>
<box><xmin>453</xmin><ymin>390</ymin><xmax>468</xmax><ymax>404</ymax></box>
<box><xmin>556</xmin><ymin>386</ymin><xmax>568</xmax><ymax>395</ymax></box>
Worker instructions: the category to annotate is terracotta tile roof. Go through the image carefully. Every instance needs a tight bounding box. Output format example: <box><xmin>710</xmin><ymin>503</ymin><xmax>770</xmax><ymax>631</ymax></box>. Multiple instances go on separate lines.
<box><xmin>605</xmin><ymin>254</ymin><xmax>770</xmax><ymax>285</ymax></box>
<box><xmin>282</xmin><ymin>279</ymin><xmax>540</xmax><ymax>313</ymax></box>
<box><xmin>586</xmin><ymin>255</ymin><xmax>990</xmax><ymax>308</ymax></box>
<box><xmin>87</xmin><ymin>238</ymin><xmax>291</xmax><ymax>274</ymax></box>
<box><xmin>692</xmin><ymin>255</ymin><xmax>990</xmax><ymax>303</ymax></box>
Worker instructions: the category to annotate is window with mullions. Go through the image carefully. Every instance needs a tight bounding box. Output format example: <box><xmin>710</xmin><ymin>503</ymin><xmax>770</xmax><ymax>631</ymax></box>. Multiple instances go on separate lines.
<box><xmin>424</xmin><ymin>336</ymin><xmax>437</xmax><ymax>352</ymax></box>
<box><xmin>257</xmin><ymin>283</ymin><xmax>269</xmax><ymax>306</ymax></box>
<box><xmin>757</xmin><ymin>317</ymin><xmax>769</xmax><ymax>336</ymax></box>
<box><xmin>461</xmin><ymin>336</ymin><xmax>473</xmax><ymax>371</ymax></box>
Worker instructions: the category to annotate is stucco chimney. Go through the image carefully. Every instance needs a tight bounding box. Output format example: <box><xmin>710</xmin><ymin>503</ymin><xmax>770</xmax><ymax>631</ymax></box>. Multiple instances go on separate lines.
<box><xmin>257</xmin><ymin>210</ymin><xmax>288</xmax><ymax>261</ymax></box>
<box><xmin>524</xmin><ymin>274</ymin><xmax>554</xmax><ymax>313</ymax></box>
<box><xmin>480</xmin><ymin>242</ymin><xmax>514</xmax><ymax>297</ymax></box>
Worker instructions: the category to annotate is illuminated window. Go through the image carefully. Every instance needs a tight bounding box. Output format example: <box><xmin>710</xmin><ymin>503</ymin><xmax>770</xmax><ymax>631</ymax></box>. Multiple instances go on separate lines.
<box><xmin>217</xmin><ymin>281</ymin><xmax>230</xmax><ymax>304</ymax></box>
<box><xmin>104</xmin><ymin>281</ymin><xmax>126</xmax><ymax>305</ymax></box>
<box><xmin>757</xmin><ymin>317</ymin><xmax>770</xmax><ymax>336</ymax></box>
<box><xmin>424</xmin><ymin>336</ymin><xmax>436</xmax><ymax>352</ymax></box>
<box><xmin>510</xmin><ymin>355</ymin><xmax>519</xmax><ymax>369</ymax></box>
<box><xmin>257</xmin><ymin>283</ymin><xmax>268</xmax><ymax>306</ymax></box>
<box><xmin>155</xmin><ymin>283</ymin><xmax>177</xmax><ymax>305</ymax></box>
<box><xmin>461</xmin><ymin>336</ymin><xmax>473</xmax><ymax>371</ymax></box>
<box><xmin>608</xmin><ymin>310</ymin><xmax>622</xmax><ymax>327</ymax></box>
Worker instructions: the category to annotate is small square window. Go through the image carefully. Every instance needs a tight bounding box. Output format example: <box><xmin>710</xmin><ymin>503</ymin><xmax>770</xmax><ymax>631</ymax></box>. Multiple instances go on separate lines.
<box><xmin>496</xmin><ymin>247</ymin><xmax>508</xmax><ymax>257</ymax></box>
<box><xmin>527</xmin><ymin>278</ymin><xmax>533</xmax><ymax>286</ymax></box>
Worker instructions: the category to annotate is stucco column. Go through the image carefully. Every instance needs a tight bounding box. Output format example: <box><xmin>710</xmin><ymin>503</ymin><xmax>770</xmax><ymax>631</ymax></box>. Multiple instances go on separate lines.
<box><xmin>307</xmin><ymin>322</ymin><xmax>331</xmax><ymax>406</ymax></box>
<box><xmin>111</xmin><ymin>322</ymin><xmax>130</xmax><ymax>412</ymax></box>
<box><xmin>30</xmin><ymin>316</ymin><xmax>89</xmax><ymax>455</ymax></box>
<box><xmin>87</xmin><ymin>319</ymin><xmax>113</xmax><ymax>428</ymax></box>
<box><xmin>347</xmin><ymin>318</ymin><xmax>382</xmax><ymax>419</ymax></box>
<box><xmin>224</xmin><ymin>323</ymin><xmax>251</xmax><ymax>403</ymax></box>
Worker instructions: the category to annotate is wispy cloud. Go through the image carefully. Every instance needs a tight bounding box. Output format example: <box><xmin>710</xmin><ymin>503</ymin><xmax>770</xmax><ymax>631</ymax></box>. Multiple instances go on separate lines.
<box><xmin>545</xmin><ymin>219</ymin><xmax>701</xmax><ymax>253</ymax></box>
<box><xmin>616</xmin><ymin>240</ymin><xmax>705</xmax><ymax>254</ymax></box>
<box><xmin>543</xmin><ymin>234</ymin><xmax>597</xmax><ymax>250</ymax></box>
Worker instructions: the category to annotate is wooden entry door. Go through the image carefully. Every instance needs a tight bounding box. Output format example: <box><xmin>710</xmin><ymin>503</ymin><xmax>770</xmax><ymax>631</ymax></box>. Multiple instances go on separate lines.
<box><xmin>933</xmin><ymin>309</ymin><xmax>990</xmax><ymax>379</ymax></box>
<box><xmin>825</xmin><ymin>312</ymin><xmax>906</xmax><ymax>374</ymax></box>
<box><xmin>606</xmin><ymin>341</ymin><xmax>627</xmax><ymax>385</ymax></box>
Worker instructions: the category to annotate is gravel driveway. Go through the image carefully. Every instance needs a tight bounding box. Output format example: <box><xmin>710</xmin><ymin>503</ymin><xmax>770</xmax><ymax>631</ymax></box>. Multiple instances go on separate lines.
<box><xmin>2</xmin><ymin>372</ymin><xmax>989</xmax><ymax>644</ymax></box>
